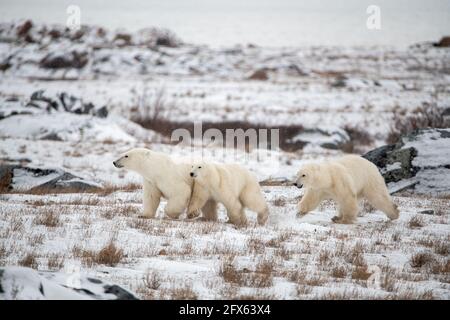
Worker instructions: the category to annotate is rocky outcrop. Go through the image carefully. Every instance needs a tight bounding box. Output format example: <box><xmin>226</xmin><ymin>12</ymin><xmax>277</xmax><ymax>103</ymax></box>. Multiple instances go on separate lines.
<box><xmin>434</xmin><ymin>36</ymin><xmax>450</xmax><ymax>48</ymax></box>
<box><xmin>0</xmin><ymin>266</ymin><xmax>139</xmax><ymax>300</ymax></box>
<box><xmin>363</xmin><ymin>128</ymin><xmax>450</xmax><ymax>196</ymax></box>
<box><xmin>40</xmin><ymin>51</ymin><xmax>89</xmax><ymax>69</ymax></box>
<box><xmin>0</xmin><ymin>163</ymin><xmax>101</xmax><ymax>193</ymax></box>
<box><xmin>26</xmin><ymin>90</ymin><xmax>108</xmax><ymax>118</ymax></box>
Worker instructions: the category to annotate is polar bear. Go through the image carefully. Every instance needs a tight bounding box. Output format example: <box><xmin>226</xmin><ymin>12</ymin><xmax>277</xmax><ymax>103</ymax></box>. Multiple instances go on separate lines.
<box><xmin>294</xmin><ymin>155</ymin><xmax>399</xmax><ymax>224</ymax></box>
<box><xmin>187</xmin><ymin>162</ymin><xmax>269</xmax><ymax>226</ymax></box>
<box><xmin>113</xmin><ymin>148</ymin><xmax>216</xmax><ymax>219</ymax></box>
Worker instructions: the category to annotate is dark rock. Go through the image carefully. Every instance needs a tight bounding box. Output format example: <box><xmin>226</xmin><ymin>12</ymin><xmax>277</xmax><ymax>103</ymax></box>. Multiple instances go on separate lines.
<box><xmin>40</xmin><ymin>133</ymin><xmax>64</xmax><ymax>141</ymax></box>
<box><xmin>434</xmin><ymin>36</ymin><xmax>450</xmax><ymax>48</ymax></box>
<box><xmin>94</xmin><ymin>106</ymin><xmax>108</xmax><ymax>118</ymax></box>
<box><xmin>0</xmin><ymin>60</ymin><xmax>11</xmax><ymax>71</ymax></box>
<box><xmin>331</xmin><ymin>75</ymin><xmax>347</xmax><ymax>88</ymax></box>
<box><xmin>114</xmin><ymin>33</ymin><xmax>132</xmax><ymax>46</ymax></box>
<box><xmin>16</xmin><ymin>20</ymin><xmax>33</xmax><ymax>38</ymax></box>
<box><xmin>248</xmin><ymin>69</ymin><xmax>269</xmax><ymax>81</ymax></box>
<box><xmin>103</xmin><ymin>285</ymin><xmax>139</xmax><ymax>300</ymax></box>
<box><xmin>419</xmin><ymin>209</ymin><xmax>434</xmax><ymax>215</ymax></box>
<box><xmin>30</xmin><ymin>172</ymin><xmax>101</xmax><ymax>192</ymax></box>
<box><xmin>0</xmin><ymin>164</ymin><xmax>101</xmax><ymax>193</ymax></box>
<box><xmin>40</xmin><ymin>51</ymin><xmax>88</xmax><ymax>69</ymax></box>
<box><xmin>25</xmin><ymin>90</ymin><xmax>108</xmax><ymax>118</ymax></box>
<box><xmin>363</xmin><ymin>128</ymin><xmax>450</xmax><ymax>195</ymax></box>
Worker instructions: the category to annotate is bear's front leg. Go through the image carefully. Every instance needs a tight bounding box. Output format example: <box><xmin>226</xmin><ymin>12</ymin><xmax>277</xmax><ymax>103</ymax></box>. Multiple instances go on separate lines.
<box><xmin>186</xmin><ymin>183</ymin><xmax>210</xmax><ymax>219</ymax></box>
<box><xmin>334</xmin><ymin>195</ymin><xmax>358</xmax><ymax>224</ymax></box>
<box><xmin>297</xmin><ymin>188</ymin><xmax>323</xmax><ymax>217</ymax></box>
<box><xmin>142</xmin><ymin>180</ymin><xmax>161</xmax><ymax>218</ymax></box>
<box><xmin>225</xmin><ymin>200</ymin><xmax>246</xmax><ymax>227</ymax></box>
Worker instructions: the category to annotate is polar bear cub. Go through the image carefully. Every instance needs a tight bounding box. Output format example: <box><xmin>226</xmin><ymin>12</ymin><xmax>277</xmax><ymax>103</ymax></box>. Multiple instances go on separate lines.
<box><xmin>188</xmin><ymin>162</ymin><xmax>269</xmax><ymax>226</ymax></box>
<box><xmin>294</xmin><ymin>155</ymin><xmax>399</xmax><ymax>224</ymax></box>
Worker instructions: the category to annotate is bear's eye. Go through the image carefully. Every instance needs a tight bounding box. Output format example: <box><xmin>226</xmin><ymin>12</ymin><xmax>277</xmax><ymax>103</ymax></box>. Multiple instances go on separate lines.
<box><xmin>198</xmin><ymin>166</ymin><xmax>202</xmax><ymax>169</ymax></box>
<box><xmin>302</xmin><ymin>174</ymin><xmax>306</xmax><ymax>177</ymax></box>
<box><xmin>125</xmin><ymin>155</ymin><xmax>128</xmax><ymax>158</ymax></box>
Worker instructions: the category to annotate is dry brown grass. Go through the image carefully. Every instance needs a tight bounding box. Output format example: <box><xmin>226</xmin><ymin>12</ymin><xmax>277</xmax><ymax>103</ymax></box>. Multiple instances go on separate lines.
<box><xmin>19</xmin><ymin>252</ymin><xmax>38</xmax><ymax>269</ymax></box>
<box><xmin>33</xmin><ymin>208</ymin><xmax>61</xmax><ymax>227</ymax></box>
<box><xmin>433</xmin><ymin>240</ymin><xmax>449</xmax><ymax>256</ymax></box>
<box><xmin>272</xmin><ymin>197</ymin><xmax>286</xmax><ymax>207</ymax></box>
<box><xmin>351</xmin><ymin>266</ymin><xmax>371</xmax><ymax>281</ymax></box>
<box><xmin>143</xmin><ymin>270</ymin><xmax>162</xmax><ymax>290</ymax></box>
<box><xmin>218</xmin><ymin>256</ymin><xmax>274</xmax><ymax>288</ymax></box>
<box><xmin>73</xmin><ymin>241</ymin><xmax>124</xmax><ymax>267</ymax></box>
<box><xmin>330</xmin><ymin>265</ymin><xmax>347</xmax><ymax>279</ymax></box>
<box><xmin>169</xmin><ymin>283</ymin><xmax>198</xmax><ymax>300</ymax></box>
<box><xmin>409</xmin><ymin>252</ymin><xmax>435</xmax><ymax>268</ymax></box>
<box><xmin>387</xmin><ymin>103</ymin><xmax>449</xmax><ymax>144</ymax></box>
<box><xmin>408</xmin><ymin>215</ymin><xmax>424</xmax><ymax>229</ymax></box>
<box><xmin>343</xmin><ymin>125</ymin><xmax>375</xmax><ymax>153</ymax></box>
<box><xmin>47</xmin><ymin>254</ymin><xmax>65</xmax><ymax>270</ymax></box>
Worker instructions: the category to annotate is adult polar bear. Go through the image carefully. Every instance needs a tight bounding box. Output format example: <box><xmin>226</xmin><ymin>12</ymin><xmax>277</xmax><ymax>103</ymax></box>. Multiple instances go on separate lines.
<box><xmin>294</xmin><ymin>155</ymin><xmax>399</xmax><ymax>224</ymax></box>
<box><xmin>188</xmin><ymin>162</ymin><xmax>269</xmax><ymax>226</ymax></box>
<box><xmin>113</xmin><ymin>148</ymin><xmax>216</xmax><ymax>219</ymax></box>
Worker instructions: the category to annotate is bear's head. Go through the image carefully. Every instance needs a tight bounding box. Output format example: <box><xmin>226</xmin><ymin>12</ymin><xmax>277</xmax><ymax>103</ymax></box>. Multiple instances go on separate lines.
<box><xmin>189</xmin><ymin>163</ymin><xmax>208</xmax><ymax>180</ymax></box>
<box><xmin>113</xmin><ymin>148</ymin><xmax>150</xmax><ymax>172</ymax></box>
<box><xmin>294</xmin><ymin>163</ymin><xmax>330</xmax><ymax>189</ymax></box>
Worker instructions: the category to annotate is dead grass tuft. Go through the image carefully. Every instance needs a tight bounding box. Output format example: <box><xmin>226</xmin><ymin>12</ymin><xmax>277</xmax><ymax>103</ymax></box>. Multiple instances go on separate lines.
<box><xmin>19</xmin><ymin>252</ymin><xmax>38</xmax><ymax>269</ymax></box>
<box><xmin>408</xmin><ymin>215</ymin><xmax>425</xmax><ymax>229</ymax></box>
<box><xmin>33</xmin><ymin>208</ymin><xmax>61</xmax><ymax>227</ymax></box>
<box><xmin>409</xmin><ymin>252</ymin><xmax>435</xmax><ymax>268</ymax></box>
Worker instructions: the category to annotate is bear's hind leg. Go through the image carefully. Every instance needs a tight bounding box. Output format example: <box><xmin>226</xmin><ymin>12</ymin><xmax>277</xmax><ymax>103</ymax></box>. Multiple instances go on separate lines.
<box><xmin>142</xmin><ymin>179</ymin><xmax>161</xmax><ymax>218</ymax></box>
<box><xmin>239</xmin><ymin>184</ymin><xmax>269</xmax><ymax>225</ymax></box>
<box><xmin>364</xmin><ymin>190</ymin><xmax>399</xmax><ymax>220</ymax></box>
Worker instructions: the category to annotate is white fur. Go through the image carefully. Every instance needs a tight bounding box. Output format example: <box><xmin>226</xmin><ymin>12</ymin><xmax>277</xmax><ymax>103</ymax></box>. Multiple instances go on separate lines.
<box><xmin>113</xmin><ymin>148</ymin><xmax>215</xmax><ymax>219</ymax></box>
<box><xmin>188</xmin><ymin>162</ymin><xmax>269</xmax><ymax>226</ymax></box>
<box><xmin>294</xmin><ymin>155</ymin><xmax>399</xmax><ymax>224</ymax></box>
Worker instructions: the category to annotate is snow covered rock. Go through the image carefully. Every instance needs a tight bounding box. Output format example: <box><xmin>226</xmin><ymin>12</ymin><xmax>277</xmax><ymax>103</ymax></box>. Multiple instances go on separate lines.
<box><xmin>27</xmin><ymin>90</ymin><xmax>108</xmax><ymax>117</ymax></box>
<box><xmin>0</xmin><ymin>92</ymin><xmax>149</xmax><ymax>142</ymax></box>
<box><xmin>363</xmin><ymin>128</ymin><xmax>450</xmax><ymax>196</ymax></box>
<box><xmin>0</xmin><ymin>164</ymin><xmax>101</xmax><ymax>192</ymax></box>
<box><xmin>0</xmin><ymin>266</ymin><xmax>138</xmax><ymax>300</ymax></box>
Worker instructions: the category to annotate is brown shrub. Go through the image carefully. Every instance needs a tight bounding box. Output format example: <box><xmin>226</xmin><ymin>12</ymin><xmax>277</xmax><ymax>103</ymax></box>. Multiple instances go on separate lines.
<box><xmin>47</xmin><ymin>254</ymin><xmax>65</xmax><ymax>270</ymax></box>
<box><xmin>410</xmin><ymin>252</ymin><xmax>435</xmax><ymax>268</ymax></box>
<box><xmin>73</xmin><ymin>241</ymin><xmax>124</xmax><ymax>267</ymax></box>
<box><xmin>143</xmin><ymin>270</ymin><xmax>162</xmax><ymax>290</ymax></box>
<box><xmin>387</xmin><ymin>103</ymin><xmax>449</xmax><ymax>144</ymax></box>
<box><xmin>33</xmin><ymin>208</ymin><xmax>60</xmax><ymax>227</ymax></box>
<box><xmin>408</xmin><ymin>216</ymin><xmax>424</xmax><ymax>229</ymax></box>
<box><xmin>19</xmin><ymin>252</ymin><xmax>38</xmax><ymax>269</ymax></box>
<box><xmin>330</xmin><ymin>266</ymin><xmax>347</xmax><ymax>279</ymax></box>
<box><xmin>170</xmin><ymin>284</ymin><xmax>198</xmax><ymax>300</ymax></box>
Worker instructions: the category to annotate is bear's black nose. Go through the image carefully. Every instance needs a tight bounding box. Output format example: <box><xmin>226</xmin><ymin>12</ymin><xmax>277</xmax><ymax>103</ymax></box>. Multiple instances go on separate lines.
<box><xmin>113</xmin><ymin>161</ymin><xmax>117</xmax><ymax>167</ymax></box>
<box><xmin>190</xmin><ymin>172</ymin><xmax>194</xmax><ymax>177</ymax></box>
<box><xmin>293</xmin><ymin>182</ymin><xmax>297</xmax><ymax>187</ymax></box>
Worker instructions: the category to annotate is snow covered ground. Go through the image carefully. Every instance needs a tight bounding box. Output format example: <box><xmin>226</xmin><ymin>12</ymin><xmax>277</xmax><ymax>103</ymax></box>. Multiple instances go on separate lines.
<box><xmin>0</xmin><ymin>21</ymin><xmax>449</xmax><ymax>299</ymax></box>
